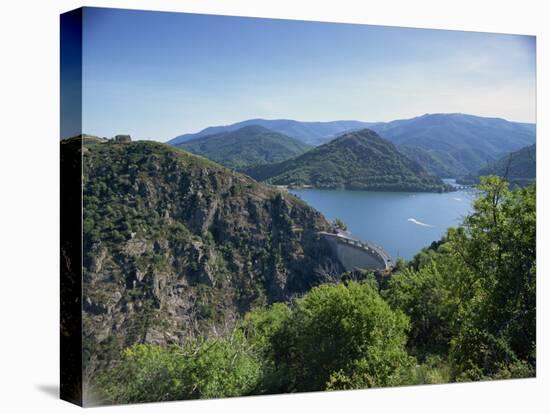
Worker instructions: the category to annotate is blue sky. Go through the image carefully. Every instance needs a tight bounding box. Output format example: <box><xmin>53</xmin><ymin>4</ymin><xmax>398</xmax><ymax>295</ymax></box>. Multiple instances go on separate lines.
<box><xmin>80</xmin><ymin>7</ymin><xmax>536</xmax><ymax>141</ymax></box>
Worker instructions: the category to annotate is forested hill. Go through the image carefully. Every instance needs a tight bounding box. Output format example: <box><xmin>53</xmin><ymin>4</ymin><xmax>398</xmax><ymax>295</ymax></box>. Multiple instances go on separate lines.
<box><xmin>458</xmin><ymin>144</ymin><xmax>536</xmax><ymax>186</ymax></box>
<box><xmin>74</xmin><ymin>137</ymin><xmax>343</xmax><ymax>380</ymax></box>
<box><xmin>244</xmin><ymin>129</ymin><xmax>450</xmax><ymax>192</ymax></box>
<box><xmin>478</xmin><ymin>144</ymin><xmax>536</xmax><ymax>180</ymax></box>
<box><xmin>168</xmin><ymin>114</ymin><xmax>535</xmax><ymax>178</ymax></box>
<box><xmin>396</xmin><ymin>144</ymin><xmax>470</xmax><ymax>178</ymax></box>
<box><xmin>176</xmin><ymin>125</ymin><xmax>312</xmax><ymax>169</ymax></box>
<box><xmin>370</xmin><ymin>113</ymin><xmax>535</xmax><ymax>176</ymax></box>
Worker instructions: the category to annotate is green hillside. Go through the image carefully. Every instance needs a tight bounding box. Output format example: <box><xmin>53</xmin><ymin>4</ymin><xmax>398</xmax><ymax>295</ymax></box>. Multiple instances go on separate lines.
<box><xmin>370</xmin><ymin>113</ymin><xmax>535</xmax><ymax>175</ymax></box>
<box><xmin>459</xmin><ymin>144</ymin><xmax>536</xmax><ymax>186</ymax></box>
<box><xmin>70</xmin><ymin>137</ymin><xmax>343</xmax><ymax>381</ymax></box>
<box><xmin>176</xmin><ymin>125</ymin><xmax>312</xmax><ymax>169</ymax></box>
<box><xmin>397</xmin><ymin>145</ymin><xmax>469</xmax><ymax>178</ymax></box>
<box><xmin>169</xmin><ymin>114</ymin><xmax>536</xmax><ymax>177</ymax></box>
<box><xmin>245</xmin><ymin>129</ymin><xmax>450</xmax><ymax>192</ymax></box>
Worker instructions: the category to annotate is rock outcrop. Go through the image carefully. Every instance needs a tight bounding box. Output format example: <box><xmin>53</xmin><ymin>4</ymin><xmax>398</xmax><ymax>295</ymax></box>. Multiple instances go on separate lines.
<box><xmin>69</xmin><ymin>138</ymin><xmax>343</xmax><ymax>380</ymax></box>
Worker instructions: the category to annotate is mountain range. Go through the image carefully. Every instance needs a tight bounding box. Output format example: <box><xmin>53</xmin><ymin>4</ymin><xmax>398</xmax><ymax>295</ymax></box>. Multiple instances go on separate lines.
<box><xmin>168</xmin><ymin>114</ymin><xmax>535</xmax><ymax>177</ymax></box>
<box><xmin>176</xmin><ymin>125</ymin><xmax>311</xmax><ymax>169</ymax></box>
<box><xmin>369</xmin><ymin>113</ymin><xmax>535</xmax><ymax>175</ymax></box>
<box><xmin>244</xmin><ymin>129</ymin><xmax>449</xmax><ymax>192</ymax></box>
<box><xmin>169</xmin><ymin>119</ymin><xmax>373</xmax><ymax>146</ymax></box>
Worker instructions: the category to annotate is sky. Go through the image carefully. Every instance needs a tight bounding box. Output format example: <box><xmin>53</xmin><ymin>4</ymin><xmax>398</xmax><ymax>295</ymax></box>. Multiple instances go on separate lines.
<box><xmin>76</xmin><ymin>7</ymin><xmax>536</xmax><ymax>141</ymax></box>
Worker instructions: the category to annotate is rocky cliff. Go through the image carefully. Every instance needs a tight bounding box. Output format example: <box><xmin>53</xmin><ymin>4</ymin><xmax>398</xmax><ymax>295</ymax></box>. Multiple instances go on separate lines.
<box><xmin>69</xmin><ymin>138</ymin><xmax>343</xmax><ymax>380</ymax></box>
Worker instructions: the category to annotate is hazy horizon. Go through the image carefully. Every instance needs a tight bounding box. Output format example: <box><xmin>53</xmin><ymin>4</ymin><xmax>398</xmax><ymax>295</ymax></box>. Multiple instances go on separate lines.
<box><xmin>73</xmin><ymin>8</ymin><xmax>535</xmax><ymax>141</ymax></box>
<box><xmin>78</xmin><ymin>111</ymin><xmax>536</xmax><ymax>143</ymax></box>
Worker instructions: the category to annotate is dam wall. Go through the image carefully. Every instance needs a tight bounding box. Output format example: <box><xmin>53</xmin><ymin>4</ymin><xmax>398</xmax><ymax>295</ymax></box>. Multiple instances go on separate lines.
<box><xmin>320</xmin><ymin>231</ymin><xmax>393</xmax><ymax>271</ymax></box>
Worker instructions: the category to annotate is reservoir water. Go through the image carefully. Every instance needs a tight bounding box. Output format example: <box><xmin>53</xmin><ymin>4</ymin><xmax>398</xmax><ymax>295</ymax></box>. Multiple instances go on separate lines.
<box><xmin>291</xmin><ymin>182</ymin><xmax>475</xmax><ymax>260</ymax></box>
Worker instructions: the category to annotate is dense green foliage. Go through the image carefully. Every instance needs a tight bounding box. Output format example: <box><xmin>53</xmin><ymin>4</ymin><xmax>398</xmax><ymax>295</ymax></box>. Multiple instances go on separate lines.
<box><xmin>383</xmin><ymin>260</ymin><xmax>458</xmax><ymax>359</ymax></box>
<box><xmin>384</xmin><ymin>176</ymin><xmax>536</xmax><ymax>380</ymax></box>
<box><xmin>97</xmin><ymin>333</ymin><xmax>262</xmax><ymax>403</ymax></box>
<box><xmin>245</xmin><ymin>129</ymin><xmax>450</xmax><ymax>192</ymax></box>
<box><xmin>397</xmin><ymin>144</ymin><xmax>469</xmax><ymax>178</ymax></box>
<box><xmin>177</xmin><ymin>125</ymin><xmax>312</xmax><ymax>169</ymax></box>
<box><xmin>449</xmin><ymin>177</ymin><xmax>536</xmax><ymax>379</ymax></box>
<box><xmin>458</xmin><ymin>144</ymin><xmax>536</xmax><ymax>187</ymax></box>
<box><xmin>267</xmin><ymin>282</ymin><xmax>414</xmax><ymax>391</ymax></box>
<box><xmin>95</xmin><ymin>175</ymin><xmax>535</xmax><ymax>403</ymax></box>
<box><xmin>98</xmin><ymin>282</ymin><xmax>414</xmax><ymax>402</ymax></box>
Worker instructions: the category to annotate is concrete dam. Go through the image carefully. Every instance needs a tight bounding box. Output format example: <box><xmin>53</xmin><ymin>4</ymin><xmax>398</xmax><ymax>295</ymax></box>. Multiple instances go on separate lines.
<box><xmin>320</xmin><ymin>231</ymin><xmax>394</xmax><ymax>272</ymax></box>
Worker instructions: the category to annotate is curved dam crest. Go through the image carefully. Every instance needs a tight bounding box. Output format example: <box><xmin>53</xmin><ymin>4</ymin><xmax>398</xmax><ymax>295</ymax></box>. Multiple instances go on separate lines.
<box><xmin>320</xmin><ymin>231</ymin><xmax>394</xmax><ymax>271</ymax></box>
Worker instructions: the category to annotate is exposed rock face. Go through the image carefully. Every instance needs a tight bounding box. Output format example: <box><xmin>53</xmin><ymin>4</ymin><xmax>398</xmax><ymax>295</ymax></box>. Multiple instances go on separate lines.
<box><xmin>78</xmin><ymin>139</ymin><xmax>342</xmax><ymax>380</ymax></box>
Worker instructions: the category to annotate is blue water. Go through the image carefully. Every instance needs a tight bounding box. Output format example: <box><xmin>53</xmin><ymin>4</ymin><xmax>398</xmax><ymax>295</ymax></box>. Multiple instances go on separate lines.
<box><xmin>291</xmin><ymin>184</ymin><xmax>475</xmax><ymax>260</ymax></box>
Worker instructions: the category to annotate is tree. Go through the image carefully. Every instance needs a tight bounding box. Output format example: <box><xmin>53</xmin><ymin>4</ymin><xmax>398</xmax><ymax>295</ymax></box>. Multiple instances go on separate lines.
<box><xmin>383</xmin><ymin>176</ymin><xmax>535</xmax><ymax>380</ymax></box>
<box><xmin>448</xmin><ymin>176</ymin><xmax>536</xmax><ymax>379</ymax></box>
<box><xmin>269</xmin><ymin>281</ymin><xmax>414</xmax><ymax>392</ymax></box>
<box><xmin>238</xmin><ymin>303</ymin><xmax>293</xmax><ymax>393</ymax></box>
<box><xmin>383</xmin><ymin>259</ymin><xmax>460</xmax><ymax>360</ymax></box>
<box><xmin>96</xmin><ymin>344</ymin><xmax>184</xmax><ymax>403</ymax></box>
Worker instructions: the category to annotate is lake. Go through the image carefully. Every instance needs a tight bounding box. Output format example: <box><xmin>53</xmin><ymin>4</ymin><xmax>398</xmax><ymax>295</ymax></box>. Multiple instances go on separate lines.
<box><xmin>291</xmin><ymin>182</ymin><xmax>475</xmax><ymax>260</ymax></box>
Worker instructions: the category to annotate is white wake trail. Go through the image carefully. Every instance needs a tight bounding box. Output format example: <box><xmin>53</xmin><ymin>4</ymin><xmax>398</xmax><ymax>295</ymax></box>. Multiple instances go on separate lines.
<box><xmin>407</xmin><ymin>218</ymin><xmax>435</xmax><ymax>228</ymax></box>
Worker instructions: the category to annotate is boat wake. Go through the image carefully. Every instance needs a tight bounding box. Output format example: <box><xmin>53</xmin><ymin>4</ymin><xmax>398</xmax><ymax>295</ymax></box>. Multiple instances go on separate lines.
<box><xmin>407</xmin><ymin>218</ymin><xmax>434</xmax><ymax>228</ymax></box>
